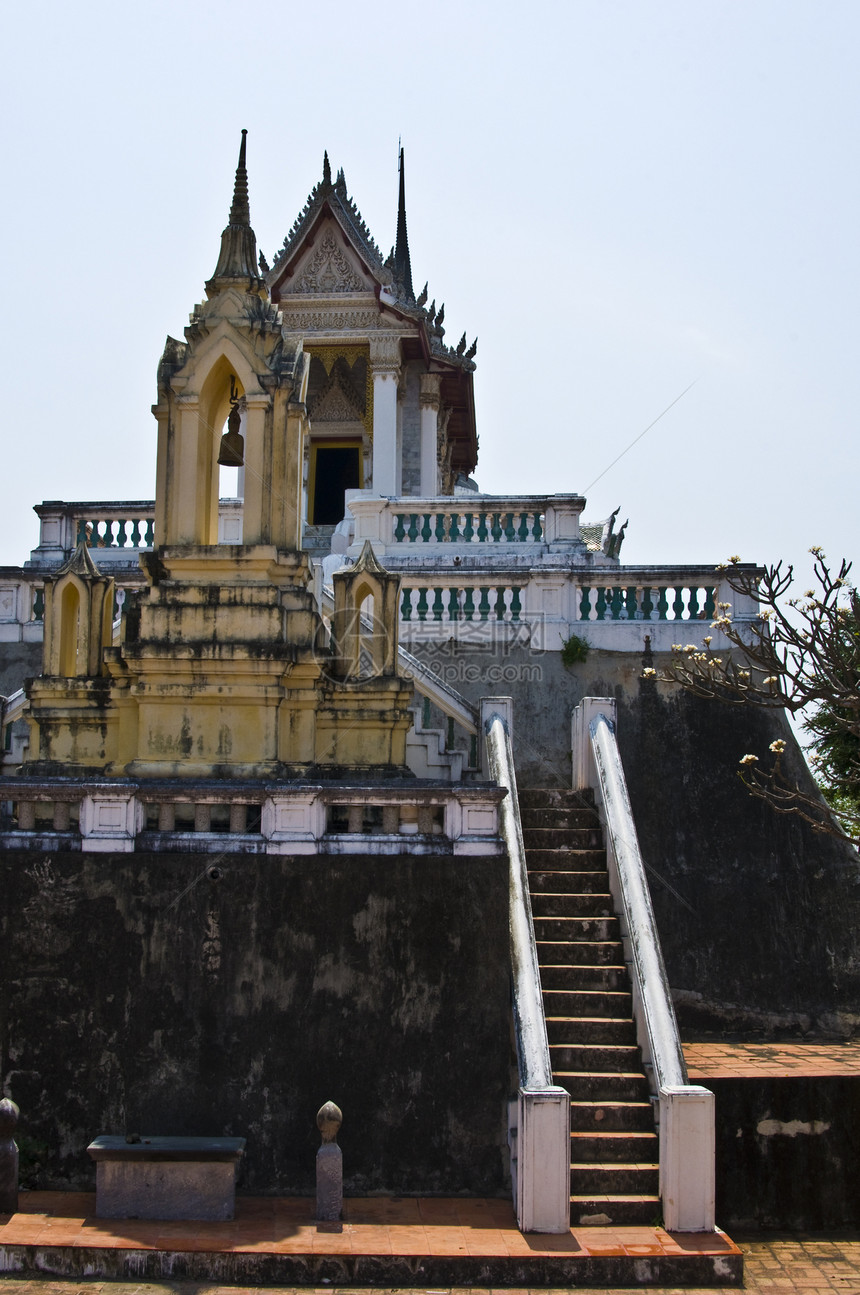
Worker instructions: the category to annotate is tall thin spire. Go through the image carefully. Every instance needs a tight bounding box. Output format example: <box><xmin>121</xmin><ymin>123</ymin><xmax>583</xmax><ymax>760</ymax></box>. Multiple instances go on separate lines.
<box><xmin>207</xmin><ymin>129</ymin><xmax>264</xmax><ymax>294</ymax></box>
<box><xmin>393</xmin><ymin>145</ymin><xmax>414</xmax><ymax>300</ymax></box>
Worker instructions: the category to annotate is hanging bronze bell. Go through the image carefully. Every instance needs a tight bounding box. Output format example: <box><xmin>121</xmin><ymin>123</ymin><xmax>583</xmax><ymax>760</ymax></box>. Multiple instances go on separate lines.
<box><xmin>217</xmin><ymin>405</ymin><xmax>244</xmax><ymax>467</ymax></box>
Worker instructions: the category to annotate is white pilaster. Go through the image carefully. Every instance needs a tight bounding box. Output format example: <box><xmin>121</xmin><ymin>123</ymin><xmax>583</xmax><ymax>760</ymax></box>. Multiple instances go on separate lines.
<box><xmin>369</xmin><ymin>338</ymin><xmax>401</xmax><ymax>498</ymax></box>
<box><xmin>418</xmin><ymin>373</ymin><xmax>442</xmax><ymax>497</ymax></box>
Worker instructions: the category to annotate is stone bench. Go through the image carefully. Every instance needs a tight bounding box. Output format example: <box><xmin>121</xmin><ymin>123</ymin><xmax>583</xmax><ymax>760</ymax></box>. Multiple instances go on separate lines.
<box><xmin>87</xmin><ymin>1135</ymin><xmax>246</xmax><ymax>1220</ymax></box>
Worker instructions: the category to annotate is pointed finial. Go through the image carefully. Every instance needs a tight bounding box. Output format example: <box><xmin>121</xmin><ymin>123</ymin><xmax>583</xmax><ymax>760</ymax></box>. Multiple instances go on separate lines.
<box><xmin>393</xmin><ymin>145</ymin><xmax>414</xmax><ymax>300</ymax></box>
<box><xmin>207</xmin><ymin>130</ymin><xmax>264</xmax><ymax>294</ymax></box>
<box><xmin>416</xmin><ymin>281</ymin><xmax>428</xmax><ymax>308</ymax></box>
<box><xmin>465</xmin><ymin>337</ymin><xmax>478</xmax><ymax>359</ymax></box>
<box><xmin>323</xmin><ymin>151</ymin><xmax>332</xmax><ymax>185</ymax></box>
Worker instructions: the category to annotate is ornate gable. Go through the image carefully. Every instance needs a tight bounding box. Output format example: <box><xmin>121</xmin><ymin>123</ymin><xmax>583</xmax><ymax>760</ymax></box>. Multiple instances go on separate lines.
<box><xmin>308</xmin><ymin>366</ymin><xmax>365</xmax><ymax>423</ymax></box>
<box><xmin>285</xmin><ymin>223</ymin><xmax>371</xmax><ymax>296</ymax></box>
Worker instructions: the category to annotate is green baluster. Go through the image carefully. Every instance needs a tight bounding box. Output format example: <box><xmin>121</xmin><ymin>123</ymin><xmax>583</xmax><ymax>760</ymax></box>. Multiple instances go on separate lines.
<box><xmin>432</xmin><ymin>588</ymin><xmax>444</xmax><ymax>620</ymax></box>
<box><xmin>407</xmin><ymin>514</ymin><xmax>419</xmax><ymax>542</ymax></box>
<box><xmin>611</xmin><ymin>588</ymin><xmax>624</xmax><ymax>620</ymax></box>
<box><xmin>462</xmin><ymin>513</ymin><xmax>474</xmax><ymax>542</ymax></box>
<box><xmin>688</xmin><ymin>586</ymin><xmax>701</xmax><ymax>619</ymax></box>
<box><xmin>495</xmin><ymin>587</ymin><xmax>506</xmax><ymax>620</ymax></box>
<box><xmin>625</xmin><ymin>586</ymin><xmax>638</xmax><ymax>619</ymax></box>
<box><xmin>641</xmin><ymin>587</ymin><xmax>654</xmax><ymax>620</ymax></box>
<box><xmin>704</xmin><ymin>586</ymin><xmax>716</xmax><ymax>618</ymax></box>
<box><xmin>401</xmin><ymin>588</ymin><xmax>413</xmax><ymax>620</ymax></box>
<box><xmin>416</xmin><ymin>589</ymin><xmax>428</xmax><ymax>622</ymax></box>
<box><xmin>32</xmin><ymin>588</ymin><xmax>45</xmax><ymax>621</ymax></box>
<box><xmin>579</xmin><ymin>586</ymin><xmax>592</xmax><ymax>620</ymax></box>
<box><xmin>657</xmin><ymin>587</ymin><xmax>669</xmax><ymax>619</ymax></box>
<box><xmin>504</xmin><ymin>513</ymin><xmax>516</xmax><ymax>541</ymax></box>
<box><xmin>394</xmin><ymin>514</ymin><xmax>406</xmax><ymax>541</ymax></box>
<box><xmin>491</xmin><ymin>513</ymin><xmax>503</xmax><ymax>541</ymax></box>
<box><xmin>477</xmin><ymin>512</ymin><xmax>488</xmax><ymax>542</ymax></box>
<box><xmin>448</xmin><ymin>512</ymin><xmax>460</xmax><ymax>542</ymax></box>
<box><xmin>448</xmin><ymin>588</ymin><xmax>460</xmax><ymax>621</ymax></box>
<box><xmin>421</xmin><ymin>514</ymin><xmax>432</xmax><ymax>542</ymax></box>
<box><xmin>130</xmin><ymin>518</ymin><xmax>141</xmax><ymax>547</ymax></box>
<box><xmin>144</xmin><ymin>519</ymin><xmax>154</xmax><ymax>547</ymax></box>
<box><xmin>463</xmin><ymin>588</ymin><xmax>475</xmax><ymax>621</ymax></box>
<box><xmin>595</xmin><ymin>587</ymin><xmax>607</xmax><ymax>621</ymax></box>
<box><xmin>517</xmin><ymin>512</ymin><xmax>529</xmax><ymax>541</ymax></box>
<box><xmin>478</xmin><ymin>587</ymin><xmax>491</xmax><ymax>620</ymax></box>
<box><xmin>510</xmin><ymin>587</ymin><xmax>522</xmax><ymax>621</ymax></box>
<box><xmin>76</xmin><ymin>519</ymin><xmax>88</xmax><ymax>544</ymax></box>
<box><xmin>673</xmin><ymin>586</ymin><xmax>685</xmax><ymax>619</ymax></box>
<box><xmin>533</xmin><ymin>512</ymin><xmax>543</xmax><ymax>541</ymax></box>
<box><xmin>435</xmin><ymin>513</ymin><xmax>446</xmax><ymax>542</ymax></box>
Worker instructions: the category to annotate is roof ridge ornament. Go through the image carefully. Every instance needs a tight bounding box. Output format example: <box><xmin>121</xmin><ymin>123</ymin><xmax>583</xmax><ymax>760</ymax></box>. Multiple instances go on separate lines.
<box><xmin>206</xmin><ymin>129</ymin><xmax>265</xmax><ymax>296</ymax></box>
<box><xmin>393</xmin><ymin>145</ymin><xmax>414</xmax><ymax>301</ymax></box>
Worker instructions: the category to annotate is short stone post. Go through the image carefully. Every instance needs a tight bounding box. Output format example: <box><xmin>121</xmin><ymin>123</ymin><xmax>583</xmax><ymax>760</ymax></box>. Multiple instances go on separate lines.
<box><xmin>0</xmin><ymin>1098</ymin><xmax>20</xmax><ymax>1214</ymax></box>
<box><xmin>315</xmin><ymin>1100</ymin><xmax>342</xmax><ymax>1222</ymax></box>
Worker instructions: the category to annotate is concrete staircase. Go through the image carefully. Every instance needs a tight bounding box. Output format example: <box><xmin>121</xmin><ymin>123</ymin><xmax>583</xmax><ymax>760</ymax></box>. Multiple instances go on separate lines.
<box><xmin>519</xmin><ymin>786</ymin><xmax>661</xmax><ymax>1227</ymax></box>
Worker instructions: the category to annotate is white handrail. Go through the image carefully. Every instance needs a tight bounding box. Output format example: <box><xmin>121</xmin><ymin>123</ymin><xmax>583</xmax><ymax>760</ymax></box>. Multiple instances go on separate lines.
<box><xmin>573</xmin><ymin>698</ymin><xmax>715</xmax><ymax>1232</ymax></box>
<box><xmin>484</xmin><ymin>702</ymin><xmax>570</xmax><ymax>1234</ymax></box>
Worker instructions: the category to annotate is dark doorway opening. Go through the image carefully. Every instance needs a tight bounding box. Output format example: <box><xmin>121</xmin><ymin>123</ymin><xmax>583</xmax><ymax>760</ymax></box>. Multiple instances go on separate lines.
<box><xmin>311</xmin><ymin>443</ymin><xmax>361</xmax><ymax>524</ymax></box>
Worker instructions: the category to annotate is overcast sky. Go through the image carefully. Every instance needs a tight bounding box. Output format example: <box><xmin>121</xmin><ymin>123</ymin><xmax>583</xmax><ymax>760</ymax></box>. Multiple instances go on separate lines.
<box><xmin>2</xmin><ymin>0</ymin><xmax>856</xmax><ymax>592</ymax></box>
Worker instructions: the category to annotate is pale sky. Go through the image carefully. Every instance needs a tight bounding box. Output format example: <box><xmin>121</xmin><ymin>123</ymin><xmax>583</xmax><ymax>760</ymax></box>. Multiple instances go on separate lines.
<box><xmin>2</xmin><ymin>0</ymin><xmax>857</xmax><ymax>591</ymax></box>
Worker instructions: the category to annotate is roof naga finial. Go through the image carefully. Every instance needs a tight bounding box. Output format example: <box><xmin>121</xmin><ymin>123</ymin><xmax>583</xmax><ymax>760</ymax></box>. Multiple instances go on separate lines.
<box><xmin>323</xmin><ymin>151</ymin><xmax>332</xmax><ymax>186</ymax></box>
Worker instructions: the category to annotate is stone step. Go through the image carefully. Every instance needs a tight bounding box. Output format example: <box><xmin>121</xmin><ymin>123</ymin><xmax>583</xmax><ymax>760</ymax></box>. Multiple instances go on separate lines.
<box><xmin>551</xmin><ymin>1043</ymin><xmax>643</xmax><ymax>1071</ymax></box>
<box><xmin>569</xmin><ymin>1100</ymin><xmax>656</xmax><ymax>1132</ymax></box>
<box><xmin>571</xmin><ymin>1162</ymin><xmax>660</xmax><ymax>1196</ymax></box>
<box><xmin>570</xmin><ymin>1193</ymin><xmax>662</xmax><ymax>1227</ymax></box>
<box><xmin>542</xmin><ymin>965</ymin><xmax>629</xmax><ymax>993</ymax></box>
<box><xmin>528</xmin><ymin>869</ymin><xmax>610</xmax><ymax>894</ymax></box>
<box><xmin>554</xmin><ymin>1070</ymin><xmax>652</xmax><ymax>1103</ymax></box>
<box><xmin>537</xmin><ymin>941</ymin><xmax>625</xmax><ymax>970</ymax></box>
<box><xmin>570</xmin><ymin>1130</ymin><xmax>659</xmax><ymax>1162</ymax></box>
<box><xmin>520</xmin><ymin>806</ymin><xmax>602</xmax><ymax>830</ymax></box>
<box><xmin>525</xmin><ymin>848</ymin><xmax>608</xmax><ymax>870</ymax></box>
<box><xmin>522</xmin><ymin>826</ymin><xmax>603</xmax><ymax>850</ymax></box>
<box><xmin>531</xmin><ymin>892</ymin><xmax>614</xmax><ymax>918</ymax></box>
<box><xmin>542</xmin><ymin>988</ymin><xmax>633</xmax><ymax>1016</ymax></box>
<box><xmin>518</xmin><ymin>787</ymin><xmax>595</xmax><ymax>809</ymax></box>
<box><xmin>533</xmin><ymin>915</ymin><xmax>620</xmax><ymax>941</ymax></box>
<box><xmin>546</xmin><ymin>1015</ymin><xmax>637</xmax><ymax>1045</ymax></box>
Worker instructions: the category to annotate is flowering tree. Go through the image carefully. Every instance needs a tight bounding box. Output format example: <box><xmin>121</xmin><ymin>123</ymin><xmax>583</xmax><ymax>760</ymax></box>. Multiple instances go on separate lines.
<box><xmin>644</xmin><ymin>549</ymin><xmax>860</xmax><ymax>846</ymax></box>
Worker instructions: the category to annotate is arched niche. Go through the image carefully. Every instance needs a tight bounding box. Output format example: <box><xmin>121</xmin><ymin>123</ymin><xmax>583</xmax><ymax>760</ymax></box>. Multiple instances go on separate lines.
<box><xmin>43</xmin><ymin>543</ymin><xmax>114</xmax><ymax>679</ymax></box>
<box><xmin>331</xmin><ymin>542</ymin><xmax>400</xmax><ymax>679</ymax></box>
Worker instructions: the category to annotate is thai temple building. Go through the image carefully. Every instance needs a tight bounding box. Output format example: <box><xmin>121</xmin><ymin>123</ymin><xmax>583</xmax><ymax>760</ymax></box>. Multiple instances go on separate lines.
<box><xmin>0</xmin><ymin>134</ymin><xmax>858</xmax><ymax>1264</ymax></box>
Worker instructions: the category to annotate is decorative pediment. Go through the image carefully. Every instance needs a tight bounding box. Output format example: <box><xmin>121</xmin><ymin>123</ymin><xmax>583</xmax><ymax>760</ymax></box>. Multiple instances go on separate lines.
<box><xmin>308</xmin><ymin>366</ymin><xmax>365</xmax><ymax>423</ymax></box>
<box><xmin>285</xmin><ymin>225</ymin><xmax>369</xmax><ymax>296</ymax></box>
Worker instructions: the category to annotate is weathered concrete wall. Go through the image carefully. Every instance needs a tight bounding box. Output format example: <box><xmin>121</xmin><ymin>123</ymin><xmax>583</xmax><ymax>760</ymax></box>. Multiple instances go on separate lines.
<box><xmin>414</xmin><ymin>641</ymin><xmax>860</xmax><ymax>1037</ymax></box>
<box><xmin>708</xmin><ymin>1076</ymin><xmax>860</xmax><ymax>1229</ymax></box>
<box><xmin>0</xmin><ymin>849</ymin><xmax>512</xmax><ymax>1195</ymax></box>
<box><xmin>0</xmin><ymin>642</ymin><xmax>40</xmax><ymax>699</ymax></box>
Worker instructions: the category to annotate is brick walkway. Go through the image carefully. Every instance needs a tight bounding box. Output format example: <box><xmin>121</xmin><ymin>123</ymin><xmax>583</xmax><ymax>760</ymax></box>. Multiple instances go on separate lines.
<box><xmin>684</xmin><ymin>1041</ymin><xmax>860</xmax><ymax>1079</ymax></box>
<box><xmin>0</xmin><ymin>1231</ymin><xmax>857</xmax><ymax>1289</ymax></box>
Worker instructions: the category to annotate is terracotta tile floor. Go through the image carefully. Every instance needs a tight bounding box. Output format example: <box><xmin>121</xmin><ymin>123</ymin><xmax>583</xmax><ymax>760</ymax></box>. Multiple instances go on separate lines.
<box><xmin>0</xmin><ymin>1232</ymin><xmax>858</xmax><ymax>1292</ymax></box>
<box><xmin>683</xmin><ymin>1040</ymin><xmax>860</xmax><ymax>1080</ymax></box>
<box><xmin>0</xmin><ymin>1191</ymin><xmax>740</xmax><ymax>1264</ymax></box>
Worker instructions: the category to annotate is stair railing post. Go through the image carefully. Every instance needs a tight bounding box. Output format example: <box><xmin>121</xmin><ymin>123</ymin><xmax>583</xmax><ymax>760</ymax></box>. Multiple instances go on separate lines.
<box><xmin>480</xmin><ymin>696</ymin><xmax>513</xmax><ymax>779</ymax></box>
<box><xmin>571</xmin><ymin>697</ymin><xmax>615</xmax><ymax>790</ymax></box>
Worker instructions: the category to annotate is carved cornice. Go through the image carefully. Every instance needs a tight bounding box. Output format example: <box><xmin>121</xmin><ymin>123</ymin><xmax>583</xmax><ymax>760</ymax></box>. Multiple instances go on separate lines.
<box><xmin>368</xmin><ymin>336</ymin><xmax>402</xmax><ymax>377</ymax></box>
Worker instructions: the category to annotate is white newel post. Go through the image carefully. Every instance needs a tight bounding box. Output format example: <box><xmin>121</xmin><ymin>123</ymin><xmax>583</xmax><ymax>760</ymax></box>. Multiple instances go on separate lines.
<box><xmin>571</xmin><ymin>696</ymin><xmax>616</xmax><ymax>790</ymax></box>
<box><xmin>370</xmin><ymin>338</ymin><xmax>401</xmax><ymax>498</ymax></box>
<box><xmin>517</xmin><ymin>1087</ymin><xmax>571</xmax><ymax>1233</ymax></box>
<box><xmin>480</xmin><ymin>696</ymin><xmax>513</xmax><ymax>779</ymax></box>
<box><xmin>660</xmin><ymin>1085</ymin><xmax>716</xmax><ymax>1232</ymax></box>
<box><xmin>418</xmin><ymin>373</ymin><xmax>442</xmax><ymax>497</ymax></box>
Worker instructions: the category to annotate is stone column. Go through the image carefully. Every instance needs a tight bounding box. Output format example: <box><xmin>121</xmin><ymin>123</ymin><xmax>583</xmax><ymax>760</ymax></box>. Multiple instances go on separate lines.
<box><xmin>370</xmin><ymin>338</ymin><xmax>401</xmax><ymax>498</ymax></box>
<box><xmin>418</xmin><ymin>373</ymin><xmax>442</xmax><ymax>498</ymax></box>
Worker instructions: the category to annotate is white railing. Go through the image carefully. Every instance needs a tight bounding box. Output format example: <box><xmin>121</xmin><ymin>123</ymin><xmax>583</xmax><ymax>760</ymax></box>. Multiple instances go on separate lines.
<box><xmin>347</xmin><ymin>494</ymin><xmax>585</xmax><ymax>552</ymax></box>
<box><xmin>484</xmin><ymin>699</ymin><xmax>570</xmax><ymax>1235</ymax></box>
<box><xmin>572</xmin><ymin>697</ymin><xmax>715</xmax><ymax>1233</ymax></box>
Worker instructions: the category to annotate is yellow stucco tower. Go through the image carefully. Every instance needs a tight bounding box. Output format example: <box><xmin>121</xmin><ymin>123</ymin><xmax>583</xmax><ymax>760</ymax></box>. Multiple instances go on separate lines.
<box><xmin>25</xmin><ymin>133</ymin><xmax>413</xmax><ymax>778</ymax></box>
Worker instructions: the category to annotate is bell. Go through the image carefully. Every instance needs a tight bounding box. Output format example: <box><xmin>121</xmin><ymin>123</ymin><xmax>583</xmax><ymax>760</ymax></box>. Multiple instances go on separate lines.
<box><xmin>218</xmin><ymin>405</ymin><xmax>244</xmax><ymax>467</ymax></box>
